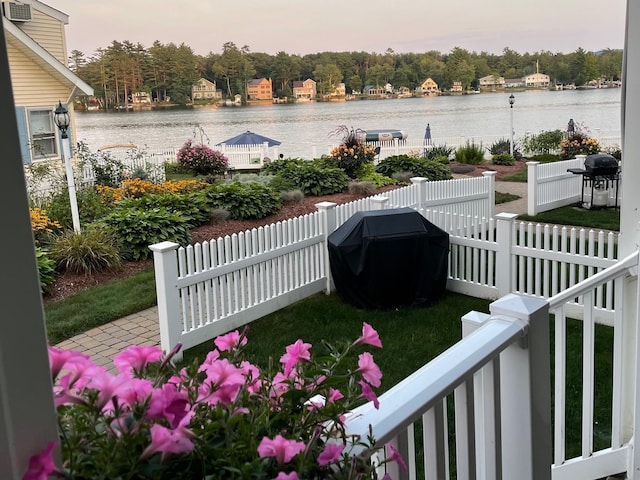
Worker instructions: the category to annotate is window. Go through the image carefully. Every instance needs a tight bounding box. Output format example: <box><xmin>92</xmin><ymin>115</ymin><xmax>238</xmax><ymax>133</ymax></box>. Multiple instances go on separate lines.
<box><xmin>28</xmin><ymin>108</ymin><xmax>59</xmax><ymax>160</ymax></box>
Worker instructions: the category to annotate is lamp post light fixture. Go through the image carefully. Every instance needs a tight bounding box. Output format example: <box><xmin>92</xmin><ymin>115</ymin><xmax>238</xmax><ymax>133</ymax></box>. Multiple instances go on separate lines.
<box><xmin>508</xmin><ymin>93</ymin><xmax>515</xmax><ymax>157</ymax></box>
<box><xmin>54</xmin><ymin>101</ymin><xmax>81</xmax><ymax>232</ymax></box>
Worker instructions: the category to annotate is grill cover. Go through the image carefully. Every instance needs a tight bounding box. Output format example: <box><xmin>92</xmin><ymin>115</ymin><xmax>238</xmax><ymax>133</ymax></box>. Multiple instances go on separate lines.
<box><xmin>584</xmin><ymin>153</ymin><xmax>619</xmax><ymax>176</ymax></box>
<box><xmin>328</xmin><ymin>208</ymin><xmax>449</xmax><ymax>309</ymax></box>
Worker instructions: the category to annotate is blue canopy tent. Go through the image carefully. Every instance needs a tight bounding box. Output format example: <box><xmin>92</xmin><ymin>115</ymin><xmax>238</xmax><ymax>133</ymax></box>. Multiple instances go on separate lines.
<box><xmin>217</xmin><ymin>130</ymin><xmax>281</xmax><ymax>146</ymax></box>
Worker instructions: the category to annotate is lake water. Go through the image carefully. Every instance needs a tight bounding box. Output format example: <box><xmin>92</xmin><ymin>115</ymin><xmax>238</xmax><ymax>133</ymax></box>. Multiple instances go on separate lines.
<box><xmin>74</xmin><ymin>89</ymin><xmax>622</xmax><ymax>158</ymax></box>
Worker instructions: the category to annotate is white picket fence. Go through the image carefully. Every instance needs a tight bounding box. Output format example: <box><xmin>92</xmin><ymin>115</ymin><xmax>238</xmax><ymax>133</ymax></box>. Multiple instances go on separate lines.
<box><xmin>527</xmin><ymin>156</ymin><xmax>622</xmax><ymax>215</ymax></box>
<box><xmin>150</xmin><ymin>173</ymin><xmax>619</xmax><ymax>359</ymax></box>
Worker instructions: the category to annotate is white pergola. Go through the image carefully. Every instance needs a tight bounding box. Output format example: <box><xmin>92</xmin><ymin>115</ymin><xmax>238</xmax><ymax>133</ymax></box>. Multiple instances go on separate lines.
<box><xmin>2</xmin><ymin>2</ymin><xmax>640</xmax><ymax>477</ymax></box>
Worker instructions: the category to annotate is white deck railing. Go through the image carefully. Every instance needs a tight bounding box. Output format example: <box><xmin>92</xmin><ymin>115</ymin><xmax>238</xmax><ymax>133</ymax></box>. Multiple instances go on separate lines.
<box><xmin>344</xmin><ymin>251</ymin><xmax>639</xmax><ymax>480</ymax></box>
<box><xmin>344</xmin><ymin>293</ymin><xmax>552</xmax><ymax>480</ymax></box>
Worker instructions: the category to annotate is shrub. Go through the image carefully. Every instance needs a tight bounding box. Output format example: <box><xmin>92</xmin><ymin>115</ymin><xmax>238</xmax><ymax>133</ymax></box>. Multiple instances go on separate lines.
<box><xmin>488</xmin><ymin>138</ymin><xmax>521</xmax><ymax>159</ymax></box>
<box><xmin>348</xmin><ymin>181</ymin><xmax>377</xmax><ymax>197</ymax></box>
<box><xmin>76</xmin><ymin>142</ymin><xmax>127</xmax><ymax>187</ymax></box>
<box><xmin>281</xmin><ymin>189</ymin><xmax>305</xmax><ymax>203</ymax></box>
<box><xmin>164</xmin><ymin>161</ymin><xmax>193</xmax><ymax>175</ymax></box>
<box><xmin>492</xmin><ymin>153</ymin><xmax>515</xmax><ymax>166</ymax></box>
<box><xmin>44</xmin><ymin>187</ymin><xmax>111</xmax><ymax>230</ymax></box>
<box><xmin>268</xmin><ymin>160</ymin><xmax>349</xmax><ymax>196</ymax></box>
<box><xmin>102</xmin><ymin>207</ymin><xmax>192</xmax><ymax>260</ymax></box>
<box><xmin>117</xmin><ymin>191</ymin><xmax>213</xmax><ymax>227</ymax></box>
<box><xmin>559</xmin><ymin>133</ymin><xmax>600</xmax><ymax>160</ymax></box>
<box><xmin>177</xmin><ymin>139</ymin><xmax>229</xmax><ymax>176</ymax></box>
<box><xmin>424</xmin><ymin>144</ymin><xmax>455</xmax><ymax>161</ymax></box>
<box><xmin>375</xmin><ymin>155</ymin><xmax>452</xmax><ymax>181</ymax></box>
<box><xmin>328</xmin><ymin>126</ymin><xmax>376</xmax><ymax>178</ymax></box>
<box><xmin>49</xmin><ymin>226</ymin><xmax>122</xmax><ymax>275</ymax></box>
<box><xmin>30</xmin><ymin>207</ymin><xmax>61</xmax><ymax>245</ymax></box>
<box><xmin>354</xmin><ymin>162</ymin><xmax>396</xmax><ymax>187</ymax></box>
<box><xmin>522</xmin><ymin>129</ymin><xmax>564</xmax><ymax>155</ymax></box>
<box><xmin>391</xmin><ymin>171</ymin><xmax>414</xmax><ymax>183</ymax></box>
<box><xmin>36</xmin><ymin>247</ymin><xmax>57</xmax><ymax>295</ymax></box>
<box><xmin>454</xmin><ymin>141</ymin><xmax>485</xmax><ymax>165</ymax></box>
<box><xmin>261</xmin><ymin>158</ymin><xmax>307</xmax><ymax>176</ymax></box>
<box><xmin>603</xmin><ymin>144</ymin><xmax>622</xmax><ymax>160</ymax></box>
<box><xmin>205</xmin><ymin>182</ymin><xmax>282</xmax><ymax>220</ymax></box>
<box><xmin>210</xmin><ymin>208</ymin><xmax>231</xmax><ymax>223</ymax></box>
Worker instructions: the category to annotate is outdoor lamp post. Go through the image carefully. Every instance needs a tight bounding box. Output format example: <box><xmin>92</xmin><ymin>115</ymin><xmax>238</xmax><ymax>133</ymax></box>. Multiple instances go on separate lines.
<box><xmin>509</xmin><ymin>93</ymin><xmax>515</xmax><ymax>157</ymax></box>
<box><xmin>54</xmin><ymin>101</ymin><xmax>81</xmax><ymax>232</ymax></box>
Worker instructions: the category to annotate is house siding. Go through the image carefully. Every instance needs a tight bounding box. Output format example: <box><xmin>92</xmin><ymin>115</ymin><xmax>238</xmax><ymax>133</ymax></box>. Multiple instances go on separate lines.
<box><xmin>7</xmin><ymin>43</ymin><xmax>70</xmax><ymax>105</ymax></box>
<box><xmin>17</xmin><ymin>8</ymin><xmax>67</xmax><ymax>63</ymax></box>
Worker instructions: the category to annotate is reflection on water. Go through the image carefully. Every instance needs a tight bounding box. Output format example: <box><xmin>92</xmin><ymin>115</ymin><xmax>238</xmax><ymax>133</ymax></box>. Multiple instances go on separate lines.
<box><xmin>74</xmin><ymin>89</ymin><xmax>622</xmax><ymax>158</ymax></box>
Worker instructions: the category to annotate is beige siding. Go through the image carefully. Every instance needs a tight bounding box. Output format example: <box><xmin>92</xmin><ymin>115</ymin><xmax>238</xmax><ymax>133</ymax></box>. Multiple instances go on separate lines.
<box><xmin>17</xmin><ymin>9</ymin><xmax>67</xmax><ymax>63</ymax></box>
<box><xmin>7</xmin><ymin>44</ymin><xmax>70</xmax><ymax>106</ymax></box>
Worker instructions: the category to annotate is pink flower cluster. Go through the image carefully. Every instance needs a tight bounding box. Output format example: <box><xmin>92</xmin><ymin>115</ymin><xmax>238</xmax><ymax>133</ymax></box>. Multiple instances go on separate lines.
<box><xmin>26</xmin><ymin>322</ymin><xmax>403</xmax><ymax>479</ymax></box>
<box><xmin>176</xmin><ymin>138</ymin><xmax>229</xmax><ymax>176</ymax></box>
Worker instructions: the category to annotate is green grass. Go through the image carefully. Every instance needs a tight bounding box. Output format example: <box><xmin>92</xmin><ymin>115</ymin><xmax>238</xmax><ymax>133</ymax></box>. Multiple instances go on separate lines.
<box><xmin>495</xmin><ymin>191</ymin><xmax>520</xmax><ymax>204</ymax></box>
<box><xmin>44</xmin><ymin>267</ymin><xmax>157</xmax><ymax>345</ymax></box>
<box><xmin>500</xmin><ymin>167</ymin><xmax>528</xmax><ymax>182</ymax></box>
<box><xmin>183</xmin><ymin>291</ymin><xmax>491</xmax><ymax>389</ymax></box>
<box><xmin>518</xmin><ymin>205</ymin><xmax>620</xmax><ymax>231</ymax></box>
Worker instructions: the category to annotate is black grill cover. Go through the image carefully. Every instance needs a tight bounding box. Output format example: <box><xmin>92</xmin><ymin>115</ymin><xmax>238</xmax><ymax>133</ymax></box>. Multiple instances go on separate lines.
<box><xmin>328</xmin><ymin>208</ymin><xmax>449</xmax><ymax>309</ymax></box>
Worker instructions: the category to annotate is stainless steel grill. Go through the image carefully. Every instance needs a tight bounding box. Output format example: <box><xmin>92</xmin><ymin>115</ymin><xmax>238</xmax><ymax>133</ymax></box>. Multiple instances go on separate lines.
<box><xmin>567</xmin><ymin>153</ymin><xmax>620</xmax><ymax>209</ymax></box>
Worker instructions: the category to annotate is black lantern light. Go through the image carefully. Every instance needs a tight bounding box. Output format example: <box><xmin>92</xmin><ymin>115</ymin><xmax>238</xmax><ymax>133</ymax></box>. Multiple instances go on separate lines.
<box><xmin>509</xmin><ymin>93</ymin><xmax>515</xmax><ymax>108</ymax></box>
<box><xmin>53</xmin><ymin>101</ymin><xmax>70</xmax><ymax>139</ymax></box>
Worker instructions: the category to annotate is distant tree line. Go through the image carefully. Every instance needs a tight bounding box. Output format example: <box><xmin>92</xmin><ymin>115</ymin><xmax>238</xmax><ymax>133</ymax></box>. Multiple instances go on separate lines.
<box><xmin>68</xmin><ymin>41</ymin><xmax>623</xmax><ymax>108</ymax></box>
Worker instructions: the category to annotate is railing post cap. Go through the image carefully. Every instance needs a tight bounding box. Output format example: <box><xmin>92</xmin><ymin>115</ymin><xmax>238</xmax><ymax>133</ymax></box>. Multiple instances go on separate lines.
<box><xmin>315</xmin><ymin>201</ymin><xmax>337</xmax><ymax>210</ymax></box>
<box><xmin>149</xmin><ymin>241</ymin><xmax>180</xmax><ymax>253</ymax></box>
<box><xmin>526</xmin><ymin>161</ymin><xmax>540</xmax><ymax>165</ymax></box>
<box><xmin>410</xmin><ymin>177</ymin><xmax>428</xmax><ymax>184</ymax></box>
<box><xmin>490</xmin><ymin>293</ymin><xmax>548</xmax><ymax>320</ymax></box>
<box><xmin>482</xmin><ymin>171</ymin><xmax>497</xmax><ymax>177</ymax></box>
<box><xmin>495</xmin><ymin>212</ymin><xmax>519</xmax><ymax>221</ymax></box>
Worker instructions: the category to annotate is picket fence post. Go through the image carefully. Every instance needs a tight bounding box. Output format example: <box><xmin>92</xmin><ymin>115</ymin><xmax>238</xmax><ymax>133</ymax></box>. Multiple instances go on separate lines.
<box><xmin>315</xmin><ymin>202</ymin><xmax>337</xmax><ymax>294</ymax></box>
<box><xmin>371</xmin><ymin>196</ymin><xmax>389</xmax><ymax>210</ymax></box>
<box><xmin>148</xmin><ymin>241</ymin><xmax>183</xmax><ymax>360</ymax></box>
<box><xmin>495</xmin><ymin>213</ymin><xmax>518</xmax><ymax>297</ymax></box>
<box><xmin>527</xmin><ymin>161</ymin><xmax>540</xmax><ymax>216</ymax></box>
<box><xmin>482</xmin><ymin>171</ymin><xmax>497</xmax><ymax>219</ymax></box>
<box><xmin>411</xmin><ymin>177</ymin><xmax>428</xmax><ymax>211</ymax></box>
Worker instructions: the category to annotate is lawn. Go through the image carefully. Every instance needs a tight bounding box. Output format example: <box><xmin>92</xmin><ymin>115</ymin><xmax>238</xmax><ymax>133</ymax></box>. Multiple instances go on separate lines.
<box><xmin>518</xmin><ymin>205</ymin><xmax>620</xmax><ymax>231</ymax></box>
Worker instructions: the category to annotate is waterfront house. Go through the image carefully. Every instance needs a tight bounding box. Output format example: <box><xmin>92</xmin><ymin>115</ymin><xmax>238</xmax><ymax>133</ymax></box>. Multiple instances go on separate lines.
<box><xmin>417</xmin><ymin>77</ymin><xmax>440</xmax><ymax>95</ymax></box>
<box><xmin>505</xmin><ymin>77</ymin><xmax>524</xmax><ymax>88</ymax></box>
<box><xmin>247</xmin><ymin>77</ymin><xmax>273</xmax><ymax>101</ymax></box>
<box><xmin>4</xmin><ymin>0</ymin><xmax>93</xmax><ymax>164</ymax></box>
<box><xmin>191</xmin><ymin>78</ymin><xmax>220</xmax><ymax>101</ymax></box>
<box><xmin>363</xmin><ymin>84</ymin><xmax>386</xmax><ymax>96</ymax></box>
<box><xmin>292</xmin><ymin>78</ymin><xmax>316</xmax><ymax>100</ymax></box>
<box><xmin>131</xmin><ymin>91</ymin><xmax>151</xmax><ymax>104</ymax></box>
<box><xmin>450</xmin><ymin>80</ymin><xmax>463</xmax><ymax>93</ymax></box>
<box><xmin>330</xmin><ymin>82</ymin><xmax>346</xmax><ymax>97</ymax></box>
<box><xmin>525</xmin><ymin>60</ymin><xmax>551</xmax><ymax>88</ymax></box>
<box><xmin>479</xmin><ymin>74</ymin><xmax>506</xmax><ymax>90</ymax></box>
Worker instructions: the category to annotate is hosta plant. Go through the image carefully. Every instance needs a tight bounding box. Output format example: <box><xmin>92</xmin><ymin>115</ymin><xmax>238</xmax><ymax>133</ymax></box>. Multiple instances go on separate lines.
<box><xmin>27</xmin><ymin>324</ymin><xmax>407</xmax><ymax>479</ymax></box>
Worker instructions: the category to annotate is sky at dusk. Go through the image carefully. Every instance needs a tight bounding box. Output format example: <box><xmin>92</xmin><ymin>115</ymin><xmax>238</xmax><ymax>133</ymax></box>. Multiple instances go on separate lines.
<box><xmin>49</xmin><ymin>0</ymin><xmax>627</xmax><ymax>58</ymax></box>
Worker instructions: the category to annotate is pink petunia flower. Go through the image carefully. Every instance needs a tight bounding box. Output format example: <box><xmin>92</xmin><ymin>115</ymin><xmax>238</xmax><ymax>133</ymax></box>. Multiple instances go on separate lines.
<box><xmin>113</xmin><ymin>345</ymin><xmax>163</xmax><ymax>376</ymax></box>
<box><xmin>280</xmin><ymin>339</ymin><xmax>312</xmax><ymax>376</ymax></box>
<box><xmin>141</xmin><ymin>411</ymin><xmax>195</xmax><ymax>460</ymax></box>
<box><xmin>353</xmin><ymin>322</ymin><xmax>382</xmax><ymax>348</ymax></box>
<box><xmin>274</xmin><ymin>472</ymin><xmax>299</xmax><ymax>480</ymax></box>
<box><xmin>327</xmin><ymin>388</ymin><xmax>344</xmax><ymax>404</ymax></box>
<box><xmin>257</xmin><ymin>435</ymin><xmax>305</xmax><ymax>465</ymax></box>
<box><xmin>385</xmin><ymin>442</ymin><xmax>408</xmax><ymax>472</ymax></box>
<box><xmin>357</xmin><ymin>352</ymin><xmax>382</xmax><ymax>387</ymax></box>
<box><xmin>23</xmin><ymin>441</ymin><xmax>59</xmax><ymax>480</ymax></box>
<box><xmin>359</xmin><ymin>380</ymin><xmax>380</xmax><ymax>409</ymax></box>
<box><xmin>214</xmin><ymin>330</ymin><xmax>248</xmax><ymax>352</ymax></box>
<box><xmin>47</xmin><ymin>346</ymin><xmax>91</xmax><ymax>381</ymax></box>
<box><xmin>317</xmin><ymin>443</ymin><xmax>345</xmax><ymax>466</ymax></box>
